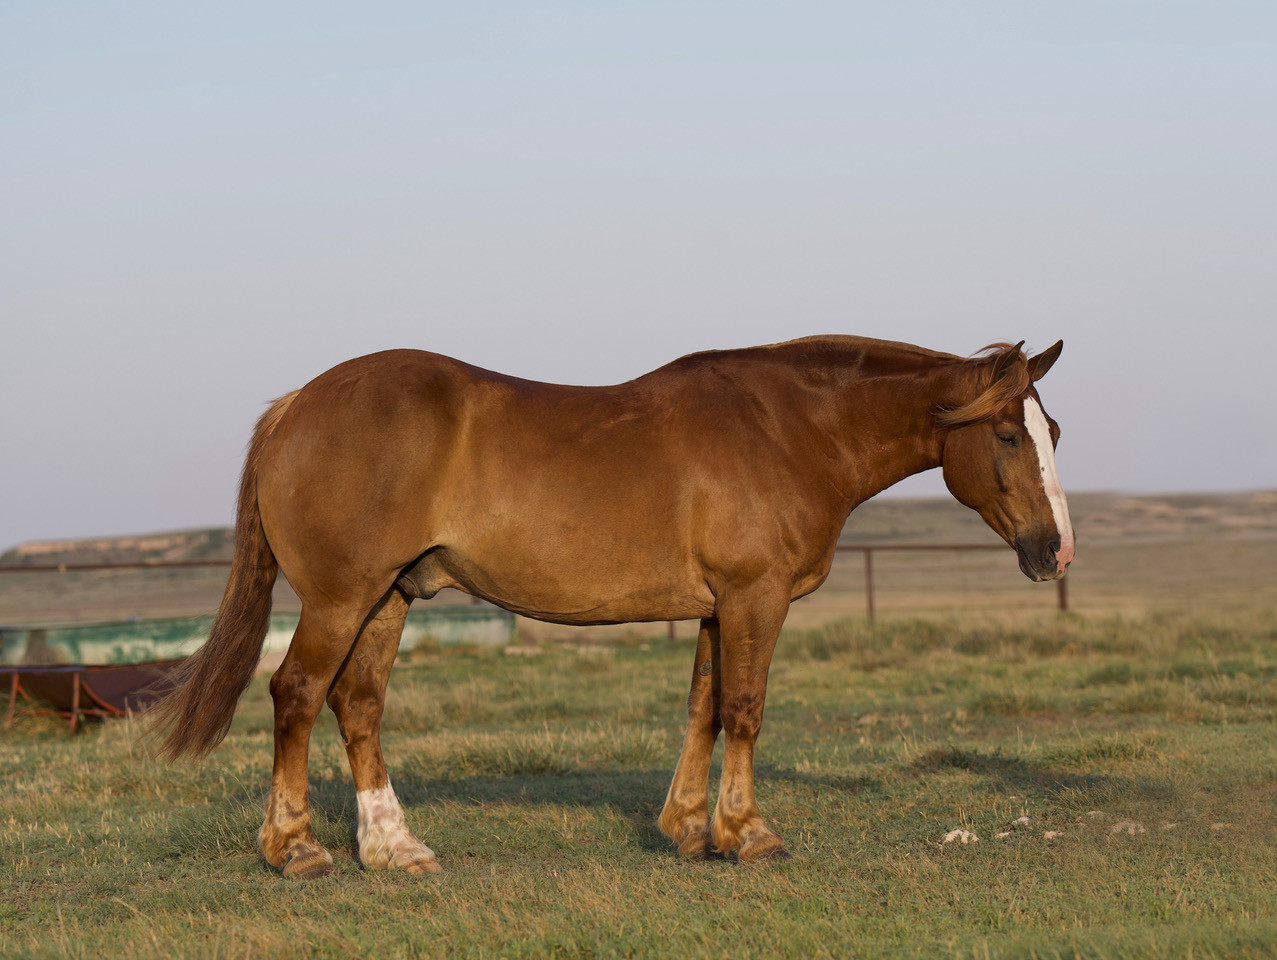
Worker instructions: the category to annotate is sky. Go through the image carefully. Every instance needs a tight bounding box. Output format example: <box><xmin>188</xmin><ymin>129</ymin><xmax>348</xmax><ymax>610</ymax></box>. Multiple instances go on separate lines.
<box><xmin>2</xmin><ymin>1</ymin><xmax>1274</xmax><ymax>549</ymax></box>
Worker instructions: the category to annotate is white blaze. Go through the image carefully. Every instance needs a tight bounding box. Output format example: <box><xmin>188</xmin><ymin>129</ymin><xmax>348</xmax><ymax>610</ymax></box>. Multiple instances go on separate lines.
<box><xmin>1022</xmin><ymin>397</ymin><xmax>1075</xmax><ymax>569</ymax></box>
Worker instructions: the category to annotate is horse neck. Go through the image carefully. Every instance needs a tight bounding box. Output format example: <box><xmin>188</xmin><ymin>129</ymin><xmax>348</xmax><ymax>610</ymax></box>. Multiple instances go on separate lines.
<box><xmin>818</xmin><ymin>355</ymin><xmax>974</xmax><ymax>510</ymax></box>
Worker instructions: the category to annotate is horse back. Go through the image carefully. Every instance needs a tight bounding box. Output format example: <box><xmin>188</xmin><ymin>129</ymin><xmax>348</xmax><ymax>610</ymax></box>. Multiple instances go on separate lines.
<box><xmin>257</xmin><ymin>349</ymin><xmax>847</xmax><ymax>622</ymax></box>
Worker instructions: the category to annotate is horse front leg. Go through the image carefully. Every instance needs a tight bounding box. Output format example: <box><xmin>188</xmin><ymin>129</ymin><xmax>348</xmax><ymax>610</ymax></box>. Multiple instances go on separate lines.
<box><xmin>326</xmin><ymin>587</ymin><xmax>440</xmax><ymax>875</ymax></box>
<box><xmin>658</xmin><ymin>617</ymin><xmax>722</xmax><ymax>857</ymax></box>
<box><xmin>711</xmin><ymin>587</ymin><xmax>791</xmax><ymax>862</ymax></box>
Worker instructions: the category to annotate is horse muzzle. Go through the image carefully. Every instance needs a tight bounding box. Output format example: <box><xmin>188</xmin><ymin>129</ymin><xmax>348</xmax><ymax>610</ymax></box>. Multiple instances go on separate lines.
<box><xmin>1014</xmin><ymin>535</ymin><xmax>1070</xmax><ymax>582</ymax></box>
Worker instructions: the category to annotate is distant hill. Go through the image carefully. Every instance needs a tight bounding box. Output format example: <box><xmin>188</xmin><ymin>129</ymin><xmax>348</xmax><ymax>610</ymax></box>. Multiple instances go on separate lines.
<box><xmin>3</xmin><ymin>491</ymin><xmax>1273</xmax><ymax>567</ymax></box>
<box><xmin>842</xmin><ymin>490</ymin><xmax>1277</xmax><ymax>545</ymax></box>
<box><xmin>0</xmin><ymin>528</ymin><xmax>235</xmax><ymax>567</ymax></box>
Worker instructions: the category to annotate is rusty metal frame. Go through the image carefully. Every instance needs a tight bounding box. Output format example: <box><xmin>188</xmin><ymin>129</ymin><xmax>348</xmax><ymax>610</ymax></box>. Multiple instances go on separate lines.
<box><xmin>3</xmin><ymin>661</ymin><xmax>185</xmax><ymax>736</ymax></box>
<box><xmin>4</xmin><ymin>665</ymin><xmax>126</xmax><ymax>735</ymax></box>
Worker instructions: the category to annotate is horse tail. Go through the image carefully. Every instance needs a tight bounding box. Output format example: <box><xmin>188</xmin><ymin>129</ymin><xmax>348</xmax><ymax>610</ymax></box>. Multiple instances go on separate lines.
<box><xmin>146</xmin><ymin>390</ymin><xmax>299</xmax><ymax>761</ymax></box>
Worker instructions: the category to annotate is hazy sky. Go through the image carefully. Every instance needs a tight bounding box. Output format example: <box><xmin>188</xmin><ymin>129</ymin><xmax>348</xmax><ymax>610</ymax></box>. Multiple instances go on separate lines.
<box><xmin>2</xmin><ymin>2</ymin><xmax>1274</xmax><ymax>549</ymax></box>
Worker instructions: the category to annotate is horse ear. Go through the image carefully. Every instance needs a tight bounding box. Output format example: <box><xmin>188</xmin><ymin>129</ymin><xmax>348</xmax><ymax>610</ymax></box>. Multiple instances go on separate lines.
<box><xmin>1027</xmin><ymin>340</ymin><xmax>1064</xmax><ymax>382</ymax></box>
<box><xmin>991</xmin><ymin>341</ymin><xmax>1025</xmax><ymax>382</ymax></box>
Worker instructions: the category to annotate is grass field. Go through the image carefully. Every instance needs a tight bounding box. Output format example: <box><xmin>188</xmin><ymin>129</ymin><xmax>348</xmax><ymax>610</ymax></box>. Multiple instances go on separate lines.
<box><xmin>4</xmin><ymin>609</ymin><xmax>1277</xmax><ymax>959</ymax></box>
<box><xmin>2</xmin><ymin>493</ymin><xmax>1276</xmax><ymax>958</ymax></box>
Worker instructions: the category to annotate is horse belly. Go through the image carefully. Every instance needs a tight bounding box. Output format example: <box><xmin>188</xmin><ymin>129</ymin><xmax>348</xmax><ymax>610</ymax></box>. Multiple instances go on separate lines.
<box><xmin>434</xmin><ymin>535</ymin><xmax>715</xmax><ymax>626</ymax></box>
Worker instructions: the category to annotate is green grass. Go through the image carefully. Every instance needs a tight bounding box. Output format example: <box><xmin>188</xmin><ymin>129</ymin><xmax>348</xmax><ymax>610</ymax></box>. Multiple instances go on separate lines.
<box><xmin>3</xmin><ymin>611</ymin><xmax>1277</xmax><ymax>959</ymax></box>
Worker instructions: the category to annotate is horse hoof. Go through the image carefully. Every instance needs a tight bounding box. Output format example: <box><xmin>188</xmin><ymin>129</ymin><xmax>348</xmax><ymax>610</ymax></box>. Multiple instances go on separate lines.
<box><xmin>736</xmin><ymin>831</ymin><xmax>792</xmax><ymax>864</ymax></box>
<box><xmin>368</xmin><ymin>838</ymin><xmax>443</xmax><ymax>875</ymax></box>
<box><xmin>676</xmin><ymin>830</ymin><xmax>712</xmax><ymax>860</ymax></box>
<box><xmin>397</xmin><ymin>854</ymin><xmax>443</xmax><ymax>875</ymax></box>
<box><xmin>283</xmin><ymin>853</ymin><xmax>335</xmax><ymax>880</ymax></box>
<box><xmin>403</xmin><ymin>860</ymin><xmax>442</xmax><ymax>875</ymax></box>
<box><xmin>753</xmin><ymin>845</ymin><xmax>793</xmax><ymax>863</ymax></box>
<box><xmin>737</xmin><ymin>845</ymin><xmax>792</xmax><ymax>864</ymax></box>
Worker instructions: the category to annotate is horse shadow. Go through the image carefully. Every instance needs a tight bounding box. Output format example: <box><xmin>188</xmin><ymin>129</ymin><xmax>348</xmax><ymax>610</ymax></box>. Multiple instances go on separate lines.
<box><xmin>901</xmin><ymin>745</ymin><xmax>1124</xmax><ymax>795</ymax></box>
<box><xmin>300</xmin><ymin>765</ymin><xmax>884</xmax><ymax>857</ymax></box>
<box><xmin>300</xmin><ymin>768</ymin><xmax>677</xmax><ymax>855</ymax></box>
<box><xmin>190</xmin><ymin>748</ymin><xmax>1138</xmax><ymax>865</ymax></box>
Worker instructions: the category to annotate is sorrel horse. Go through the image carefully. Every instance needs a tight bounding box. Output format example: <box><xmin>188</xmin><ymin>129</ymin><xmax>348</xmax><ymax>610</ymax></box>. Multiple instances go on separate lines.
<box><xmin>149</xmin><ymin>335</ymin><xmax>1074</xmax><ymax>877</ymax></box>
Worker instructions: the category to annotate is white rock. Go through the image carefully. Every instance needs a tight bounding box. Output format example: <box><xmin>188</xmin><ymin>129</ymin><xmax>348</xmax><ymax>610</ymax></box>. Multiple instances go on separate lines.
<box><xmin>1109</xmin><ymin>821</ymin><xmax>1146</xmax><ymax>836</ymax></box>
<box><xmin>942</xmin><ymin>829</ymin><xmax>979</xmax><ymax>845</ymax></box>
<box><xmin>1013</xmin><ymin>816</ymin><xmax>1031</xmax><ymax>827</ymax></box>
<box><xmin>1044</xmin><ymin>830</ymin><xmax>1064</xmax><ymax>840</ymax></box>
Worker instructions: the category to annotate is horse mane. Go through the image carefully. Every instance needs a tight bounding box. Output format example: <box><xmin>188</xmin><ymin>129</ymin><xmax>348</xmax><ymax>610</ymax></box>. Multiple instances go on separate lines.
<box><xmin>936</xmin><ymin>343</ymin><xmax>1030</xmax><ymax>427</ymax></box>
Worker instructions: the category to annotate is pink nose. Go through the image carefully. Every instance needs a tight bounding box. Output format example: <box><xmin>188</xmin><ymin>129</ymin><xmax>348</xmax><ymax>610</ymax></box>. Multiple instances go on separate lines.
<box><xmin>1056</xmin><ymin>531</ymin><xmax>1075</xmax><ymax>571</ymax></box>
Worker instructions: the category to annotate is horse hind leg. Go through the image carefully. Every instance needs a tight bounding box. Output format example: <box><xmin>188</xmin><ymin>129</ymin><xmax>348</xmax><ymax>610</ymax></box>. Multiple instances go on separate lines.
<box><xmin>326</xmin><ymin>586</ymin><xmax>440</xmax><ymax>874</ymax></box>
<box><xmin>658</xmin><ymin>618</ymin><xmax>722</xmax><ymax>858</ymax></box>
<box><xmin>258</xmin><ymin>603</ymin><xmax>368</xmax><ymax>879</ymax></box>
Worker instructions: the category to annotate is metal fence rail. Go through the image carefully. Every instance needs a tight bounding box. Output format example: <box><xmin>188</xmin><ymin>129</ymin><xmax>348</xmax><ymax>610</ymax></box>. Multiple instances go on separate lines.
<box><xmin>0</xmin><ymin>544</ymin><xmax>1069</xmax><ymax>636</ymax></box>
<box><xmin>0</xmin><ymin>560</ymin><xmax>234</xmax><ymax>573</ymax></box>
<box><xmin>834</xmin><ymin>543</ymin><xmax>1068</xmax><ymax>621</ymax></box>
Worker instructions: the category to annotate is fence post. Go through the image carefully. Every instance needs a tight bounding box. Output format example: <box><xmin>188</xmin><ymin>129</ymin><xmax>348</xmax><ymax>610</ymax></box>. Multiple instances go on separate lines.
<box><xmin>864</xmin><ymin>548</ymin><xmax>875</xmax><ymax>622</ymax></box>
<box><xmin>1057</xmin><ymin>575</ymin><xmax>1068</xmax><ymax>612</ymax></box>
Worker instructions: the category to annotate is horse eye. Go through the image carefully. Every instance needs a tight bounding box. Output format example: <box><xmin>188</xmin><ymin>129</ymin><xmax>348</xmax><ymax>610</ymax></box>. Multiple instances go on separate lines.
<box><xmin>997</xmin><ymin>433</ymin><xmax>1019</xmax><ymax>447</ymax></box>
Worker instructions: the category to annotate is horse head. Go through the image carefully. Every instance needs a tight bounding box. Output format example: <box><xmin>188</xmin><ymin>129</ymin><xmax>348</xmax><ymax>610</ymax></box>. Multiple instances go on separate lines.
<box><xmin>940</xmin><ymin>340</ymin><xmax>1075</xmax><ymax>582</ymax></box>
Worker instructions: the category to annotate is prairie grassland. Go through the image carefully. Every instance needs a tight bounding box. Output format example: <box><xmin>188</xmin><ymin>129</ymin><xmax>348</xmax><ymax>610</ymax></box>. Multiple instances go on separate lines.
<box><xmin>2</xmin><ymin>494</ymin><xmax>1275</xmax><ymax>958</ymax></box>
<box><xmin>3</xmin><ymin>607</ymin><xmax>1277</xmax><ymax>960</ymax></box>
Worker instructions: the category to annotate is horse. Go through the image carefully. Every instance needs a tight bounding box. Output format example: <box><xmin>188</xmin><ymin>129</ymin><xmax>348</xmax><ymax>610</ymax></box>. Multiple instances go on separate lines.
<box><xmin>148</xmin><ymin>335</ymin><xmax>1074</xmax><ymax>877</ymax></box>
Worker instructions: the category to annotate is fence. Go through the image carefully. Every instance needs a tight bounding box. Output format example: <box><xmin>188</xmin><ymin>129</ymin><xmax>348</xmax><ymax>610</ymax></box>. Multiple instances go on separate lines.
<box><xmin>834</xmin><ymin>543</ymin><xmax>1068</xmax><ymax>621</ymax></box>
<box><xmin>1</xmin><ymin>545</ymin><xmax>1068</xmax><ymax>643</ymax></box>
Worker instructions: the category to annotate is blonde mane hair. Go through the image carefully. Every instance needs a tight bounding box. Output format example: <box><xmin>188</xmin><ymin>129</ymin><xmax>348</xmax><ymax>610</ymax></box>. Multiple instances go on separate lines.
<box><xmin>936</xmin><ymin>343</ymin><xmax>1031</xmax><ymax>427</ymax></box>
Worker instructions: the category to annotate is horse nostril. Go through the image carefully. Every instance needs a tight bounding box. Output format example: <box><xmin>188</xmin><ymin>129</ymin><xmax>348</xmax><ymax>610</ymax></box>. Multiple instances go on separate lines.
<box><xmin>1043</xmin><ymin>538</ymin><xmax>1061</xmax><ymax>565</ymax></box>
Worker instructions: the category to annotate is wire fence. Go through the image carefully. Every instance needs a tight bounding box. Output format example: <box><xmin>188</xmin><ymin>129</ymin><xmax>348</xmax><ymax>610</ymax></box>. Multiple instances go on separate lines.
<box><xmin>834</xmin><ymin>543</ymin><xmax>1067</xmax><ymax>621</ymax></box>
<box><xmin>0</xmin><ymin>545</ymin><xmax>1067</xmax><ymax>636</ymax></box>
